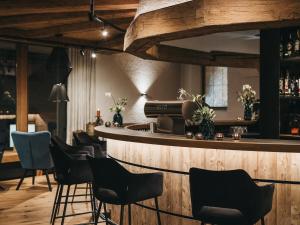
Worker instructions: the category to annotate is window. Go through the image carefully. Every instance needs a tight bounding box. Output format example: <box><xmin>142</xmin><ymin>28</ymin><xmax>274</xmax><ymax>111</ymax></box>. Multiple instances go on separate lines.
<box><xmin>205</xmin><ymin>66</ymin><xmax>228</xmax><ymax>108</ymax></box>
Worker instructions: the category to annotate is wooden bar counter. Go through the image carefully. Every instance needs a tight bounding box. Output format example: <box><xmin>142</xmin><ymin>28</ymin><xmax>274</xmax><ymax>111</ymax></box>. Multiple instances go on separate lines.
<box><xmin>95</xmin><ymin>125</ymin><xmax>300</xmax><ymax>225</ymax></box>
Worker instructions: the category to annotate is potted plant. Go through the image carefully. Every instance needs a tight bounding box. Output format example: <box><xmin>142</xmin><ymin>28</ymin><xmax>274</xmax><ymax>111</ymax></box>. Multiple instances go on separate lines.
<box><xmin>106</xmin><ymin>92</ymin><xmax>127</xmax><ymax>126</ymax></box>
<box><xmin>237</xmin><ymin>84</ymin><xmax>256</xmax><ymax>121</ymax></box>
<box><xmin>178</xmin><ymin>88</ymin><xmax>216</xmax><ymax>139</ymax></box>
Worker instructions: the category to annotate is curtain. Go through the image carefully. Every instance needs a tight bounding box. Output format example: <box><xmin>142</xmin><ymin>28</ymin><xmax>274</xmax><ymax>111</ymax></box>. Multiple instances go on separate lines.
<box><xmin>66</xmin><ymin>49</ymin><xmax>96</xmax><ymax>144</ymax></box>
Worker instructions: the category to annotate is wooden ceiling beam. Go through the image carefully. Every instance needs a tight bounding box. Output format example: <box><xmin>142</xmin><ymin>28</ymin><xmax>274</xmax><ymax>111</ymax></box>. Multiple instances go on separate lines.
<box><xmin>0</xmin><ymin>0</ymin><xmax>139</xmax><ymax>16</ymax></box>
<box><xmin>146</xmin><ymin>44</ymin><xmax>259</xmax><ymax>68</ymax></box>
<box><xmin>0</xmin><ymin>10</ymin><xmax>136</xmax><ymax>28</ymax></box>
<box><xmin>24</xmin><ymin>18</ymin><xmax>132</xmax><ymax>38</ymax></box>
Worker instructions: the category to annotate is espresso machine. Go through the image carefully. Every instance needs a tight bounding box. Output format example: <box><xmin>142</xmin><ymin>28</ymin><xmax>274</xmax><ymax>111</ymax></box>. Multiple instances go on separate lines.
<box><xmin>144</xmin><ymin>100</ymin><xmax>197</xmax><ymax>135</ymax></box>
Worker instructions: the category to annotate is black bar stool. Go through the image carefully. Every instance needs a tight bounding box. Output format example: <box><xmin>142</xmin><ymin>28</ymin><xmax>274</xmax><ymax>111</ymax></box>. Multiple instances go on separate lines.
<box><xmin>87</xmin><ymin>156</ymin><xmax>164</xmax><ymax>225</ymax></box>
<box><xmin>50</xmin><ymin>137</ymin><xmax>96</xmax><ymax>225</ymax></box>
<box><xmin>189</xmin><ymin>168</ymin><xmax>275</xmax><ymax>225</ymax></box>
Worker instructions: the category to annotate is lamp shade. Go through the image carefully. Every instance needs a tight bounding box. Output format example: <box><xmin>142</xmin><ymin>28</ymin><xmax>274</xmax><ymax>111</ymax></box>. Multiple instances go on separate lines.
<box><xmin>49</xmin><ymin>83</ymin><xmax>69</xmax><ymax>102</ymax></box>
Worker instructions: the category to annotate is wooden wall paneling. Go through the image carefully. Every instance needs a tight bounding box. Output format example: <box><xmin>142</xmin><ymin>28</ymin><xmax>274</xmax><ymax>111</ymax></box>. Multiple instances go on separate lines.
<box><xmin>16</xmin><ymin>43</ymin><xmax>28</xmax><ymax>132</ymax></box>
<box><xmin>291</xmin><ymin>153</ymin><xmax>300</xmax><ymax>225</ymax></box>
<box><xmin>107</xmin><ymin>140</ymin><xmax>300</xmax><ymax>225</ymax></box>
<box><xmin>276</xmin><ymin>153</ymin><xmax>291</xmax><ymax>225</ymax></box>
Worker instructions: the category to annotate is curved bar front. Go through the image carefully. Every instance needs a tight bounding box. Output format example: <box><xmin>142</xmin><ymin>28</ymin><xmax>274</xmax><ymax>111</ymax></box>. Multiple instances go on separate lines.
<box><xmin>95</xmin><ymin>126</ymin><xmax>300</xmax><ymax>225</ymax></box>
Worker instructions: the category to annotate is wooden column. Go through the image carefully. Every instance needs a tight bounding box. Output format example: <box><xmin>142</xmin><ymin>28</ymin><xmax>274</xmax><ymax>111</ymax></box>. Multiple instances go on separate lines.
<box><xmin>16</xmin><ymin>44</ymin><xmax>28</xmax><ymax>132</ymax></box>
<box><xmin>260</xmin><ymin>29</ymin><xmax>280</xmax><ymax>138</ymax></box>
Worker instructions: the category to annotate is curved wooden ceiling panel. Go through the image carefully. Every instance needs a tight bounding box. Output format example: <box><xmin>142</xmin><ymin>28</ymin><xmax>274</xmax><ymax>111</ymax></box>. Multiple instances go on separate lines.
<box><xmin>124</xmin><ymin>0</ymin><xmax>300</xmax><ymax>67</ymax></box>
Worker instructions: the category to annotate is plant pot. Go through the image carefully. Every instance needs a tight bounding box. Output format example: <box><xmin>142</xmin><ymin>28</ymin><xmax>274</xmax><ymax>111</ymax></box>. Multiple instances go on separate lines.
<box><xmin>199</xmin><ymin>119</ymin><xmax>215</xmax><ymax>140</ymax></box>
<box><xmin>244</xmin><ymin>104</ymin><xmax>252</xmax><ymax>121</ymax></box>
<box><xmin>113</xmin><ymin>112</ymin><xmax>123</xmax><ymax>126</ymax></box>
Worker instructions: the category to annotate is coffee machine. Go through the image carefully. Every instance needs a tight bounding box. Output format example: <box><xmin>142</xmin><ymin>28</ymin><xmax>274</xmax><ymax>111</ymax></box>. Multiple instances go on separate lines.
<box><xmin>144</xmin><ymin>100</ymin><xmax>196</xmax><ymax>135</ymax></box>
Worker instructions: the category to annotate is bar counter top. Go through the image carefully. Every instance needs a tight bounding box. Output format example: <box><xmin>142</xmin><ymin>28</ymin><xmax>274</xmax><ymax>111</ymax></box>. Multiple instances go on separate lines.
<box><xmin>94</xmin><ymin>125</ymin><xmax>300</xmax><ymax>153</ymax></box>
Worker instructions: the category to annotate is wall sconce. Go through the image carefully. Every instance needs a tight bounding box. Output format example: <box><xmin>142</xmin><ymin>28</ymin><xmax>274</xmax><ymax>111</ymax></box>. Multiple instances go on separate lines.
<box><xmin>140</xmin><ymin>93</ymin><xmax>148</xmax><ymax>97</ymax></box>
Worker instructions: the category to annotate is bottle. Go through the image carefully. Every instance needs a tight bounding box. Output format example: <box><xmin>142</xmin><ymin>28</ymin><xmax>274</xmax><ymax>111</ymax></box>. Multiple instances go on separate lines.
<box><xmin>286</xmin><ymin>33</ymin><xmax>293</xmax><ymax>57</ymax></box>
<box><xmin>279</xmin><ymin>72</ymin><xmax>284</xmax><ymax>95</ymax></box>
<box><xmin>280</xmin><ymin>35</ymin><xmax>284</xmax><ymax>59</ymax></box>
<box><xmin>290</xmin><ymin>75</ymin><xmax>296</xmax><ymax>96</ymax></box>
<box><xmin>294</xmin><ymin>29</ymin><xmax>300</xmax><ymax>56</ymax></box>
<box><xmin>294</xmin><ymin>78</ymin><xmax>299</xmax><ymax>97</ymax></box>
<box><xmin>284</xmin><ymin>71</ymin><xmax>291</xmax><ymax>95</ymax></box>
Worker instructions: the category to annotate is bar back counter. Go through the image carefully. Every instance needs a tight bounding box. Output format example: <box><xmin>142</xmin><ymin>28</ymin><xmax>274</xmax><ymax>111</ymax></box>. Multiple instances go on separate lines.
<box><xmin>95</xmin><ymin>125</ymin><xmax>300</xmax><ymax>225</ymax></box>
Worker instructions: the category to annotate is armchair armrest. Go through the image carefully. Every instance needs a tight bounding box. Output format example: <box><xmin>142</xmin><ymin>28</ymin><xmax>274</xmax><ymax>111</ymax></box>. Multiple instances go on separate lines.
<box><xmin>67</xmin><ymin>145</ymin><xmax>95</xmax><ymax>157</ymax></box>
<box><xmin>259</xmin><ymin>183</ymin><xmax>275</xmax><ymax>215</ymax></box>
<box><xmin>127</xmin><ymin>172</ymin><xmax>163</xmax><ymax>203</ymax></box>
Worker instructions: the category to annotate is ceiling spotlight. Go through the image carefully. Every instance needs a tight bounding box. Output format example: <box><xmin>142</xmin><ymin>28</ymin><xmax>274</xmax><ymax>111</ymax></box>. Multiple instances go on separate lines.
<box><xmin>80</xmin><ymin>49</ymin><xmax>85</xmax><ymax>56</ymax></box>
<box><xmin>91</xmin><ymin>52</ymin><xmax>97</xmax><ymax>58</ymax></box>
<box><xmin>101</xmin><ymin>29</ymin><xmax>108</xmax><ymax>37</ymax></box>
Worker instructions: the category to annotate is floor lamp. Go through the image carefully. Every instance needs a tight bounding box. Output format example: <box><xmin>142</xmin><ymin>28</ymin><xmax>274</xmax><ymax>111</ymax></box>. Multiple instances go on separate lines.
<box><xmin>49</xmin><ymin>83</ymin><xmax>69</xmax><ymax>137</ymax></box>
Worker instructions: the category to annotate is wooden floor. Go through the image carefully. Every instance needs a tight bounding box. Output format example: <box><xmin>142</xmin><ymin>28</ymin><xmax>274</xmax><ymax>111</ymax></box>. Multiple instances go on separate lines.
<box><xmin>0</xmin><ymin>176</ymin><xmax>95</xmax><ymax>225</ymax></box>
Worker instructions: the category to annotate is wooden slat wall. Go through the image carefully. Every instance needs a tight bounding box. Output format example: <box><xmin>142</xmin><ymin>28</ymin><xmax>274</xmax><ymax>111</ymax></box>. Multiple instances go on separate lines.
<box><xmin>107</xmin><ymin>139</ymin><xmax>300</xmax><ymax>225</ymax></box>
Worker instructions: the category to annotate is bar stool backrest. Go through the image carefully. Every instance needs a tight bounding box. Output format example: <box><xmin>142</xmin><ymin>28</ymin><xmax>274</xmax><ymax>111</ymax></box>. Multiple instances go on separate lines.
<box><xmin>189</xmin><ymin>168</ymin><xmax>260</xmax><ymax>218</ymax></box>
<box><xmin>87</xmin><ymin>157</ymin><xmax>130</xmax><ymax>199</ymax></box>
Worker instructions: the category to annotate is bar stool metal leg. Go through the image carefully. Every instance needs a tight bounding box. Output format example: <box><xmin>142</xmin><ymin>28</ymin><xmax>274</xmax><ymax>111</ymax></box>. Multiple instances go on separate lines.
<box><xmin>52</xmin><ymin>185</ymin><xmax>64</xmax><ymax>225</ymax></box>
<box><xmin>154</xmin><ymin>197</ymin><xmax>162</xmax><ymax>225</ymax></box>
<box><xmin>103</xmin><ymin>203</ymin><xmax>109</xmax><ymax>225</ymax></box>
<box><xmin>71</xmin><ymin>184</ymin><xmax>77</xmax><ymax>203</ymax></box>
<box><xmin>120</xmin><ymin>205</ymin><xmax>124</xmax><ymax>225</ymax></box>
<box><xmin>128</xmin><ymin>204</ymin><xmax>131</xmax><ymax>225</ymax></box>
<box><xmin>50</xmin><ymin>184</ymin><xmax>61</xmax><ymax>223</ymax></box>
<box><xmin>94</xmin><ymin>201</ymin><xmax>102</xmax><ymax>225</ymax></box>
<box><xmin>61</xmin><ymin>185</ymin><xmax>71</xmax><ymax>225</ymax></box>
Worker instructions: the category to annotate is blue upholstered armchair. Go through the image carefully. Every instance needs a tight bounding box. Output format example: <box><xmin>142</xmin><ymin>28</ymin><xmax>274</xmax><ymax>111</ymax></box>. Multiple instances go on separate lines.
<box><xmin>11</xmin><ymin>131</ymin><xmax>54</xmax><ymax>191</ymax></box>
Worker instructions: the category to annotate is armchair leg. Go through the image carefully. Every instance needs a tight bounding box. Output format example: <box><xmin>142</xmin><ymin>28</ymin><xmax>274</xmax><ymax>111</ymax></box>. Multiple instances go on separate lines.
<box><xmin>45</xmin><ymin>169</ymin><xmax>52</xmax><ymax>191</ymax></box>
<box><xmin>32</xmin><ymin>170</ymin><xmax>35</xmax><ymax>185</ymax></box>
<box><xmin>261</xmin><ymin>217</ymin><xmax>265</xmax><ymax>225</ymax></box>
<box><xmin>128</xmin><ymin>204</ymin><xmax>131</xmax><ymax>225</ymax></box>
<box><xmin>120</xmin><ymin>205</ymin><xmax>124</xmax><ymax>225</ymax></box>
<box><xmin>16</xmin><ymin>169</ymin><xmax>28</xmax><ymax>190</ymax></box>
<box><xmin>154</xmin><ymin>197</ymin><xmax>162</xmax><ymax>225</ymax></box>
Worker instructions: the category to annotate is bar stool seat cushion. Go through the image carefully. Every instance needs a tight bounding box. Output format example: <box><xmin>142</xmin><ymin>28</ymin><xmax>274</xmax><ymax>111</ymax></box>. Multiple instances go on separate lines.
<box><xmin>93</xmin><ymin>172</ymin><xmax>163</xmax><ymax>205</ymax></box>
<box><xmin>196</xmin><ymin>206</ymin><xmax>247</xmax><ymax>225</ymax></box>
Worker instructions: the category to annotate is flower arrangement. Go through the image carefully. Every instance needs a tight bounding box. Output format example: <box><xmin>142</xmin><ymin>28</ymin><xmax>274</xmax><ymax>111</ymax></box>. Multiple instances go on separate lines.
<box><xmin>237</xmin><ymin>84</ymin><xmax>256</xmax><ymax>106</ymax></box>
<box><xmin>178</xmin><ymin>88</ymin><xmax>215</xmax><ymax>139</ymax></box>
<box><xmin>105</xmin><ymin>92</ymin><xmax>128</xmax><ymax>126</ymax></box>
<box><xmin>105</xmin><ymin>92</ymin><xmax>128</xmax><ymax>113</ymax></box>
<box><xmin>237</xmin><ymin>84</ymin><xmax>256</xmax><ymax>120</ymax></box>
<box><xmin>178</xmin><ymin>88</ymin><xmax>216</xmax><ymax>124</ymax></box>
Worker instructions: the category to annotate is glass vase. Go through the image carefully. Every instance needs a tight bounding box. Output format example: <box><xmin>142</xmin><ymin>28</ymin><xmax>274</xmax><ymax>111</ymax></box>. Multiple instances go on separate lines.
<box><xmin>244</xmin><ymin>104</ymin><xmax>252</xmax><ymax>121</ymax></box>
<box><xmin>199</xmin><ymin>119</ymin><xmax>215</xmax><ymax>140</ymax></box>
<box><xmin>113</xmin><ymin>112</ymin><xmax>123</xmax><ymax>126</ymax></box>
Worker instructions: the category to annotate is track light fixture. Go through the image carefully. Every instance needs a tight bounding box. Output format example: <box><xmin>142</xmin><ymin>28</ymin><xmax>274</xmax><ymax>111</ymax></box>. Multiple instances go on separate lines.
<box><xmin>89</xmin><ymin>0</ymin><xmax>125</xmax><ymax>33</ymax></box>
<box><xmin>80</xmin><ymin>49</ymin><xmax>85</xmax><ymax>56</ymax></box>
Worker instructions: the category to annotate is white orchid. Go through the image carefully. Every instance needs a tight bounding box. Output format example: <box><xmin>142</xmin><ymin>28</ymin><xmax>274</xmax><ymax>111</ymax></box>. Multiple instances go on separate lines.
<box><xmin>177</xmin><ymin>88</ymin><xmax>215</xmax><ymax>123</ymax></box>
